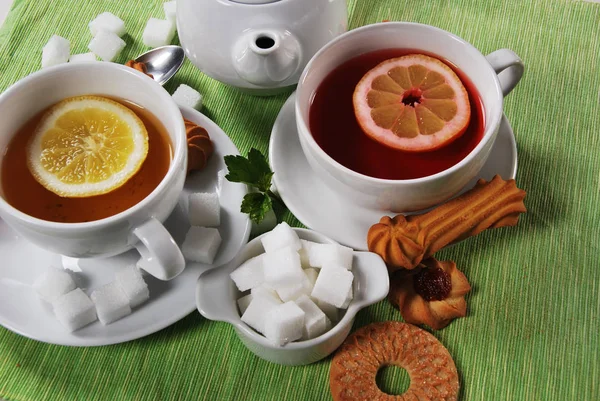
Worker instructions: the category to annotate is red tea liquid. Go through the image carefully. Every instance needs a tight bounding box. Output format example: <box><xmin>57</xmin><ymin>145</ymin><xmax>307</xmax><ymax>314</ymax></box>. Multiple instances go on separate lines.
<box><xmin>309</xmin><ymin>49</ymin><xmax>485</xmax><ymax>180</ymax></box>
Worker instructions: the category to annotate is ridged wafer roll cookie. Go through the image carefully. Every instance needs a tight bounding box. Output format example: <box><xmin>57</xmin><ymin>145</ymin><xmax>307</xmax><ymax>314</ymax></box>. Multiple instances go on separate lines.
<box><xmin>368</xmin><ymin>175</ymin><xmax>526</xmax><ymax>271</ymax></box>
<box><xmin>410</xmin><ymin>175</ymin><xmax>527</xmax><ymax>255</ymax></box>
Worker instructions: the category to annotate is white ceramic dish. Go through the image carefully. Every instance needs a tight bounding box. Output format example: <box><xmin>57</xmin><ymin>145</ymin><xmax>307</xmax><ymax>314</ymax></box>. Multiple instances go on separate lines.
<box><xmin>196</xmin><ymin>228</ymin><xmax>389</xmax><ymax>366</ymax></box>
<box><xmin>270</xmin><ymin>93</ymin><xmax>518</xmax><ymax>250</ymax></box>
<box><xmin>0</xmin><ymin>107</ymin><xmax>250</xmax><ymax>346</ymax></box>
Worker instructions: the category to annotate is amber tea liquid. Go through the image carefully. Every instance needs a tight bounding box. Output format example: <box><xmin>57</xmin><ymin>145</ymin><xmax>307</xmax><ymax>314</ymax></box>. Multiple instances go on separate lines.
<box><xmin>1</xmin><ymin>99</ymin><xmax>172</xmax><ymax>223</ymax></box>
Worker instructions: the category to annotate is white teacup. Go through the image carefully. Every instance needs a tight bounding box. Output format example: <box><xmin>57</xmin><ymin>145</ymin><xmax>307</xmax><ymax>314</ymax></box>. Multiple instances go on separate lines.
<box><xmin>296</xmin><ymin>22</ymin><xmax>524</xmax><ymax>212</ymax></box>
<box><xmin>0</xmin><ymin>63</ymin><xmax>187</xmax><ymax>280</ymax></box>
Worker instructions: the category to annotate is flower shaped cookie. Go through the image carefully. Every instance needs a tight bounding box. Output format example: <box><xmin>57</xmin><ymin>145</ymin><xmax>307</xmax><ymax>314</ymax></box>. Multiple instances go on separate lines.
<box><xmin>389</xmin><ymin>258</ymin><xmax>471</xmax><ymax>330</ymax></box>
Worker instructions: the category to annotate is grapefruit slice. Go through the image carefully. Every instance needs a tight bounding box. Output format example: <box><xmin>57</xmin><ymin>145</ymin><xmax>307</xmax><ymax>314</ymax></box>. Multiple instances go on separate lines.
<box><xmin>27</xmin><ymin>96</ymin><xmax>149</xmax><ymax>198</ymax></box>
<box><xmin>353</xmin><ymin>54</ymin><xmax>471</xmax><ymax>152</ymax></box>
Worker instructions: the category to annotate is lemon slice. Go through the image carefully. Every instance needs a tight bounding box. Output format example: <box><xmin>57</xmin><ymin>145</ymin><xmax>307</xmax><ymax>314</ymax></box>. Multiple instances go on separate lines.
<box><xmin>27</xmin><ymin>95</ymin><xmax>149</xmax><ymax>197</ymax></box>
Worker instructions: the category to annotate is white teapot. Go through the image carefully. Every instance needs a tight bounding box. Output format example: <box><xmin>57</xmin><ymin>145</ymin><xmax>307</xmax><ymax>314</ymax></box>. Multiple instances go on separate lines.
<box><xmin>177</xmin><ymin>0</ymin><xmax>348</xmax><ymax>95</ymax></box>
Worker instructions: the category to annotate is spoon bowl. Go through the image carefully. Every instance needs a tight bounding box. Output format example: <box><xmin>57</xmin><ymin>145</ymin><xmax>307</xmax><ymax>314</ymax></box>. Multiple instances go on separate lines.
<box><xmin>135</xmin><ymin>45</ymin><xmax>185</xmax><ymax>86</ymax></box>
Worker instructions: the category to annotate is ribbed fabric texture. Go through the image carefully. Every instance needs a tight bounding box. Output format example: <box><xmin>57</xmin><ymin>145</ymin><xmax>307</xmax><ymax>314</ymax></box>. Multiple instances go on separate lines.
<box><xmin>0</xmin><ymin>0</ymin><xmax>599</xmax><ymax>400</ymax></box>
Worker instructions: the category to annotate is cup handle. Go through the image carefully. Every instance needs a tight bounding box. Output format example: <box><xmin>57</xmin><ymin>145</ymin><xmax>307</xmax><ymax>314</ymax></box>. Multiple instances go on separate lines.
<box><xmin>133</xmin><ymin>217</ymin><xmax>185</xmax><ymax>281</ymax></box>
<box><xmin>485</xmin><ymin>49</ymin><xmax>524</xmax><ymax>97</ymax></box>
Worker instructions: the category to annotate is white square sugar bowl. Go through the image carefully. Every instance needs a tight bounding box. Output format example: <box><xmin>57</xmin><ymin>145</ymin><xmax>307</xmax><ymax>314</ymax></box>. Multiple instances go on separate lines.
<box><xmin>196</xmin><ymin>227</ymin><xmax>390</xmax><ymax>365</ymax></box>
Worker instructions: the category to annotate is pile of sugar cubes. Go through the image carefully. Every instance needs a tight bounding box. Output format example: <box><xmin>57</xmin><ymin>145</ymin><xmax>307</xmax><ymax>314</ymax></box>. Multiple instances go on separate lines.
<box><xmin>41</xmin><ymin>4</ymin><xmax>205</xmax><ymax>113</ymax></box>
<box><xmin>42</xmin><ymin>12</ymin><xmax>127</xmax><ymax>67</ymax></box>
<box><xmin>230</xmin><ymin>222</ymin><xmax>355</xmax><ymax>346</ymax></box>
<box><xmin>42</xmin><ymin>2</ymin><xmax>179</xmax><ymax>68</ymax></box>
<box><xmin>33</xmin><ymin>265</ymin><xmax>149</xmax><ymax>331</ymax></box>
<box><xmin>181</xmin><ymin>190</ymin><xmax>223</xmax><ymax>265</ymax></box>
<box><xmin>142</xmin><ymin>1</ymin><xmax>177</xmax><ymax>48</ymax></box>
<box><xmin>87</xmin><ymin>12</ymin><xmax>127</xmax><ymax>62</ymax></box>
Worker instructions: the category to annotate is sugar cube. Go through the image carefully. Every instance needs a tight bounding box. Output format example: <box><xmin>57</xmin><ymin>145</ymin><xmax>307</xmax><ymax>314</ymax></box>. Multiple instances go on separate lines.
<box><xmin>264</xmin><ymin>301</ymin><xmax>305</xmax><ymax>346</ymax></box>
<box><xmin>88</xmin><ymin>30</ymin><xmax>126</xmax><ymax>61</ymax></box>
<box><xmin>115</xmin><ymin>265</ymin><xmax>149</xmax><ymax>308</ymax></box>
<box><xmin>304</xmin><ymin>268</ymin><xmax>318</xmax><ymax>286</ymax></box>
<box><xmin>69</xmin><ymin>52</ymin><xmax>97</xmax><ymax>63</ymax></box>
<box><xmin>230</xmin><ymin>254</ymin><xmax>265</xmax><ymax>292</ymax></box>
<box><xmin>274</xmin><ymin>275</ymin><xmax>313</xmax><ymax>302</ymax></box>
<box><xmin>241</xmin><ymin>294</ymin><xmax>281</xmax><ymax>334</ymax></box>
<box><xmin>261</xmin><ymin>222</ymin><xmax>302</xmax><ymax>253</ymax></box>
<box><xmin>251</xmin><ymin>283</ymin><xmax>281</xmax><ymax>304</ymax></box>
<box><xmin>164</xmin><ymin>1</ymin><xmax>177</xmax><ymax>23</ymax></box>
<box><xmin>52</xmin><ymin>289</ymin><xmax>97</xmax><ymax>331</ymax></box>
<box><xmin>341</xmin><ymin>285</ymin><xmax>353</xmax><ymax>309</ymax></box>
<box><xmin>188</xmin><ymin>192</ymin><xmax>220</xmax><ymax>227</ymax></box>
<box><xmin>89</xmin><ymin>12</ymin><xmax>126</xmax><ymax>37</ymax></box>
<box><xmin>237</xmin><ymin>293</ymin><xmax>253</xmax><ymax>315</ymax></box>
<box><xmin>263</xmin><ymin>246</ymin><xmax>305</xmax><ymax>287</ymax></box>
<box><xmin>316</xmin><ymin>299</ymin><xmax>339</xmax><ymax>323</ymax></box>
<box><xmin>295</xmin><ymin>295</ymin><xmax>330</xmax><ymax>340</ymax></box>
<box><xmin>33</xmin><ymin>267</ymin><xmax>76</xmax><ymax>303</ymax></box>
<box><xmin>172</xmin><ymin>84</ymin><xmax>203</xmax><ymax>110</ymax></box>
<box><xmin>299</xmin><ymin>240</ymin><xmax>316</xmax><ymax>268</ymax></box>
<box><xmin>251</xmin><ymin>208</ymin><xmax>277</xmax><ymax>236</ymax></box>
<box><xmin>91</xmin><ymin>281</ymin><xmax>132</xmax><ymax>325</ymax></box>
<box><xmin>182</xmin><ymin>227</ymin><xmax>222</xmax><ymax>264</ymax></box>
<box><xmin>142</xmin><ymin>18</ymin><xmax>175</xmax><ymax>48</ymax></box>
<box><xmin>42</xmin><ymin>35</ymin><xmax>70</xmax><ymax>68</ymax></box>
<box><xmin>311</xmin><ymin>265</ymin><xmax>354</xmax><ymax>308</ymax></box>
<box><xmin>308</xmin><ymin>243</ymin><xmax>353</xmax><ymax>270</ymax></box>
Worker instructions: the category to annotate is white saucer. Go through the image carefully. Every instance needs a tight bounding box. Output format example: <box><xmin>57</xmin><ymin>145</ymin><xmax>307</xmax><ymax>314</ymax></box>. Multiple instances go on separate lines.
<box><xmin>270</xmin><ymin>93</ymin><xmax>517</xmax><ymax>251</ymax></box>
<box><xmin>0</xmin><ymin>106</ymin><xmax>250</xmax><ymax>346</ymax></box>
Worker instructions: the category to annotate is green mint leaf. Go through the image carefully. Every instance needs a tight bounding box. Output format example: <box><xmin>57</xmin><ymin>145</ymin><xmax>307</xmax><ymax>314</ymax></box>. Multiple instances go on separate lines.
<box><xmin>240</xmin><ymin>192</ymin><xmax>273</xmax><ymax>224</ymax></box>
<box><xmin>224</xmin><ymin>149</ymin><xmax>273</xmax><ymax>192</ymax></box>
<box><xmin>224</xmin><ymin>154</ymin><xmax>257</xmax><ymax>186</ymax></box>
<box><xmin>225</xmin><ymin>149</ymin><xmax>276</xmax><ymax>224</ymax></box>
<box><xmin>247</xmin><ymin>148</ymin><xmax>273</xmax><ymax>192</ymax></box>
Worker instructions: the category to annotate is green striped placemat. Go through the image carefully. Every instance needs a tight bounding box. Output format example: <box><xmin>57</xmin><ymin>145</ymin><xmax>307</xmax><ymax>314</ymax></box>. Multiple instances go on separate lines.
<box><xmin>0</xmin><ymin>0</ymin><xmax>599</xmax><ymax>400</ymax></box>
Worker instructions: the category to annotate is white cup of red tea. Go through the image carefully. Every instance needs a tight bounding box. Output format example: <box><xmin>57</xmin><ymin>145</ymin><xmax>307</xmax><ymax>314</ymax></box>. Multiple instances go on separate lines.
<box><xmin>296</xmin><ymin>22</ymin><xmax>524</xmax><ymax>212</ymax></box>
<box><xmin>0</xmin><ymin>63</ymin><xmax>187</xmax><ymax>280</ymax></box>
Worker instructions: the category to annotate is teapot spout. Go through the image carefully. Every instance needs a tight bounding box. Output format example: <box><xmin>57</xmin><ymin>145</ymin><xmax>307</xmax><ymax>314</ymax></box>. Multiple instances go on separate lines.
<box><xmin>233</xmin><ymin>29</ymin><xmax>301</xmax><ymax>87</ymax></box>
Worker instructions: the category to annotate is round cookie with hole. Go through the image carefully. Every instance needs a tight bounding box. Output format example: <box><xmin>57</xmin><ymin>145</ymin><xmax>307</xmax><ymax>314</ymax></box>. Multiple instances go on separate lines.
<box><xmin>329</xmin><ymin>321</ymin><xmax>459</xmax><ymax>401</ymax></box>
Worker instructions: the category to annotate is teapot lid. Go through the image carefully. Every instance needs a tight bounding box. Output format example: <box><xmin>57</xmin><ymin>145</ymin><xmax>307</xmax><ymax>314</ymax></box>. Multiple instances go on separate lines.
<box><xmin>229</xmin><ymin>0</ymin><xmax>280</xmax><ymax>4</ymax></box>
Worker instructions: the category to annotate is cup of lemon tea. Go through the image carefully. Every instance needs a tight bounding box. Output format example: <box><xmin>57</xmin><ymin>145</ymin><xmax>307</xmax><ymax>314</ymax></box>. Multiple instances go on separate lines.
<box><xmin>0</xmin><ymin>62</ymin><xmax>187</xmax><ymax>280</ymax></box>
<box><xmin>296</xmin><ymin>22</ymin><xmax>524</xmax><ymax>212</ymax></box>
